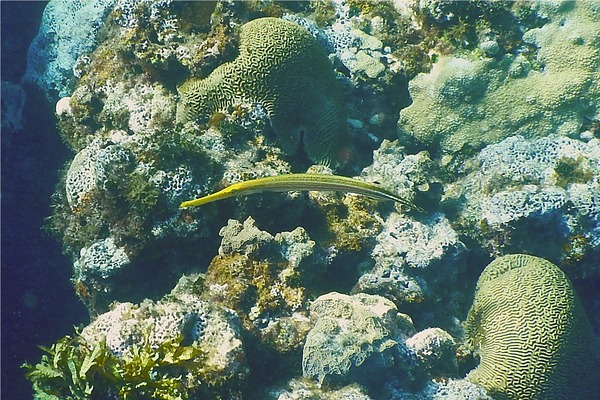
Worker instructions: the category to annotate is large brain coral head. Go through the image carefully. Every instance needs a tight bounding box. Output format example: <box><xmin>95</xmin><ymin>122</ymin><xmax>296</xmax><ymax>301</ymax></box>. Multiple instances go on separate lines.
<box><xmin>464</xmin><ymin>254</ymin><xmax>600</xmax><ymax>400</ymax></box>
<box><xmin>176</xmin><ymin>17</ymin><xmax>350</xmax><ymax>167</ymax></box>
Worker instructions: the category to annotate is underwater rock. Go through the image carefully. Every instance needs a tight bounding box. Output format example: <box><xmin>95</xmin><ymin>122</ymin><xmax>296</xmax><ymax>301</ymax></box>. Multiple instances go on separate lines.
<box><xmin>406</xmin><ymin>328</ymin><xmax>457</xmax><ymax>378</ymax></box>
<box><xmin>80</xmin><ymin>274</ymin><xmax>248</xmax><ymax>396</ymax></box>
<box><xmin>354</xmin><ymin>211</ymin><xmax>465</xmax><ymax>319</ymax></box>
<box><xmin>218</xmin><ymin>216</ymin><xmax>277</xmax><ymax>258</ymax></box>
<box><xmin>285</xmin><ymin>5</ymin><xmax>418</xmax><ymax>154</ymax></box>
<box><xmin>398</xmin><ymin>0</ymin><xmax>600</xmax><ymax>155</ymax></box>
<box><xmin>302</xmin><ymin>292</ymin><xmax>416</xmax><ymax>388</ymax></box>
<box><xmin>74</xmin><ymin>237</ymin><xmax>129</xmax><ymax>281</ymax></box>
<box><xmin>337</xmin><ymin>28</ymin><xmax>386</xmax><ymax>80</ymax></box>
<box><xmin>464</xmin><ymin>254</ymin><xmax>600</xmax><ymax>400</ymax></box>
<box><xmin>360</xmin><ymin>139</ymin><xmax>436</xmax><ymax>211</ymax></box>
<box><xmin>446</xmin><ymin>135</ymin><xmax>600</xmax><ymax>275</ymax></box>
<box><xmin>25</xmin><ymin>0</ymin><xmax>117</xmax><ymax>101</ymax></box>
<box><xmin>206</xmin><ymin>217</ymin><xmax>315</xmax><ymax>352</ymax></box>
<box><xmin>390</xmin><ymin>378</ymin><xmax>492</xmax><ymax>400</ymax></box>
<box><xmin>267</xmin><ymin>378</ymin><xmax>373</xmax><ymax>400</ymax></box>
<box><xmin>176</xmin><ymin>17</ymin><xmax>349</xmax><ymax>166</ymax></box>
<box><xmin>65</xmin><ymin>139</ymin><xmax>133</xmax><ymax>209</ymax></box>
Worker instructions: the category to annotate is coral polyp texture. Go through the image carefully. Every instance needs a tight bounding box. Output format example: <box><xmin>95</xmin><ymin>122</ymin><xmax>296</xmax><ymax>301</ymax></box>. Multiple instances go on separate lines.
<box><xmin>176</xmin><ymin>17</ymin><xmax>349</xmax><ymax>166</ymax></box>
<box><xmin>464</xmin><ymin>254</ymin><xmax>600</xmax><ymax>400</ymax></box>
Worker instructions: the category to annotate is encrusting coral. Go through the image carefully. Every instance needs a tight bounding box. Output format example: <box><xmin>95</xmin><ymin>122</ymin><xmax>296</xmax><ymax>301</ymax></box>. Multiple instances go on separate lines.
<box><xmin>464</xmin><ymin>254</ymin><xmax>600</xmax><ymax>400</ymax></box>
<box><xmin>398</xmin><ymin>0</ymin><xmax>600</xmax><ymax>156</ymax></box>
<box><xmin>302</xmin><ymin>292</ymin><xmax>416</xmax><ymax>388</ymax></box>
<box><xmin>176</xmin><ymin>17</ymin><xmax>350</xmax><ymax>167</ymax></box>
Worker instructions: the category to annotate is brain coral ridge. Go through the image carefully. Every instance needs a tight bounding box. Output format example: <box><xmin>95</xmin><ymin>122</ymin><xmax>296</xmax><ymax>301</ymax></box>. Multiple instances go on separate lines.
<box><xmin>464</xmin><ymin>254</ymin><xmax>600</xmax><ymax>400</ymax></box>
<box><xmin>176</xmin><ymin>17</ymin><xmax>349</xmax><ymax>167</ymax></box>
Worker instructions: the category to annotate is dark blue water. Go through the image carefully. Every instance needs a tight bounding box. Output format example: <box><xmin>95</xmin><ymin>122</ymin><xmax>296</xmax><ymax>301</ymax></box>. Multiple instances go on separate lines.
<box><xmin>1</xmin><ymin>2</ymin><xmax>88</xmax><ymax>398</ymax></box>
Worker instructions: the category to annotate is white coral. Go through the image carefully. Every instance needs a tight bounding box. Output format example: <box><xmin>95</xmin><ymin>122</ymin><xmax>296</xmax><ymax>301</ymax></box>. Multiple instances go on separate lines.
<box><xmin>74</xmin><ymin>237</ymin><xmax>130</xmax><ymax>280</ymax></box>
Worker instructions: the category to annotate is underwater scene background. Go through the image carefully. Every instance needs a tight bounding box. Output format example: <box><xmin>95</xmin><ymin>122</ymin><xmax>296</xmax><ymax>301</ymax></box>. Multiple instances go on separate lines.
<box><xmin>2</xmin><ymin>1</ymin><xmax>600</xmax><ymax>399</ymax></box>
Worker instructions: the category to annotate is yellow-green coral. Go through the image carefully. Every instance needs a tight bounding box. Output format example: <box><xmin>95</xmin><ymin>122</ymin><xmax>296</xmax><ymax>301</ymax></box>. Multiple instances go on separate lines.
<box><xmin>176</xmin><ymin>17</ymin><xmax>349</xmax><ymax>166</ymax></box>
<box><xmin>399</xmin><ymin>1</ymin><xmax>600</xmax><ymax>155</ymax></box>
<box><xmin>464</xmin><ymin>254</ymin><xmax>600</xmax><ymax>399</ymax></box>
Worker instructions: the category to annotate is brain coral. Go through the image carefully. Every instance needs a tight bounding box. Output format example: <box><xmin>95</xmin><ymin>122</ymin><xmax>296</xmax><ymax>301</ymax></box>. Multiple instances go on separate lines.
<box><xmin>464</xmin><ymin>254</ymin><xmax>600</xmax><ymax>399</ymax></box>
<box><xmin>176</xmin><ymin>17</ymin><xmax>349</xmax><ymax>166</ymax></box>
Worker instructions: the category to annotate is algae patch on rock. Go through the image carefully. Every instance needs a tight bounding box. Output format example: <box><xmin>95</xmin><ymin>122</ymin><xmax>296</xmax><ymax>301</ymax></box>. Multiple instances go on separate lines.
<box><xmin>176</xmin><ymin>17</ymin><xmax>349</xmax><ymax>166</ymax></box>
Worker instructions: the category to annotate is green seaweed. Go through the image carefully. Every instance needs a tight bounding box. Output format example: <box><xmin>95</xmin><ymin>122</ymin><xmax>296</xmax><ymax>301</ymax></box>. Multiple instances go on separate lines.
<box><xmin>23</xmin><ymin>333</ymin><xmax>206</xmax><ymax>400</ymax></box>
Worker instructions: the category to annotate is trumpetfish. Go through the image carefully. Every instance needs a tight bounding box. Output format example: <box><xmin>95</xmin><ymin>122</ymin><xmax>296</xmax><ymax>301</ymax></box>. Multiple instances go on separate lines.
<box><xmin>180</xmin><ymin>173</ymin><xmax>422</xmax><ymax>212</ymax></box>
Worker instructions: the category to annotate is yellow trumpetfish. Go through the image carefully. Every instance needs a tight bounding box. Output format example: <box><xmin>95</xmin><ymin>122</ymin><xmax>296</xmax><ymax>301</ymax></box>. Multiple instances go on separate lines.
<box><xmin>180</xmin><ymin>173</ymin><xmax>421</xmax><ymax>211</ymax></box>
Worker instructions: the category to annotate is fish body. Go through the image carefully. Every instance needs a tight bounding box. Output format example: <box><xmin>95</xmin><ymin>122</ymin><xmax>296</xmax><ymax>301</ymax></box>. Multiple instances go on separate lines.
<box><xmin>180</xmin><ymin>173</ymin><xmax>419</xmax><ymax>211</ymax></box>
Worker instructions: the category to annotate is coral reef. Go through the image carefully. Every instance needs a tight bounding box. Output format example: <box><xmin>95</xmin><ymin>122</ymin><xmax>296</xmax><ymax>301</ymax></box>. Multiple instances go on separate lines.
<box><xmin>81</xmin><ymin>275</ymin><xmax>248</xmax><ymax>389</ymax></box>
<box><xmin>398</xmin><ymin>0</ymin><xmax>600</xmax><ymax>156</ymax></box>
<box><xmin>406</xmin><ymin>327</ymin><xmax>457</xmax><ymax>378</ymax></box>
<box><xmin>24</xmin><ymin>0</ymin><xmax>117</xmax><ymax>101</ymax></box>
<box><xmin>267</xmin><ymin>378</ymin><xmax>372</xmax><ymax>400</ymax></box>
<box><xmin>354</xmin><ymin>211</ymin><xmax>465</xmax><ymax>326</ymax></box>
<box><xmin>206</xmin><ymin>218</ymin><xmax>314</xmax><ymax>319</ymax></box>
<box><xmin>302</xmin><ymin>292</ymin><xmax>416</xmax><ymax>388</ymax></box>
<box><xmin>24</xmin><ymin>1</ymin><xmax>600</xmax><ymax>399</ymax></box>
<box><xmin>25</xmin><ymin>274</ymin><xmax>247</xmax><ymax>399</ymax></box>
<box><xmin>464</xmin><ymin>254</ymin><xmax>600</xmax><ymax>399</ymax></box>
<box><xmin>389</xmin><ymin>378</ymin><xmax>492</xmax><ymax>400</ymax></box>
<box><xmin>445</xmin><ymin>135</ymin><xmax>600</xmax><ymax>276</ymax></box>
<box><xmin>74</xmin><ymin>237</ymin><xmax>129</xmax><ymax>281</ymax></box>
<box><xmin>176</xmin><ymin>17</ymin><xmax>349</xmax><ymax>167</ymax></box>
<box><xmin>204</xmin><ymin>217</ymin><xmax>316</xmax><ymax>358</ymax></box>
<box><xmin>360</xmin><ymin>139</ymin><xmax>436</xmax><ymax>210</ymax></box>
